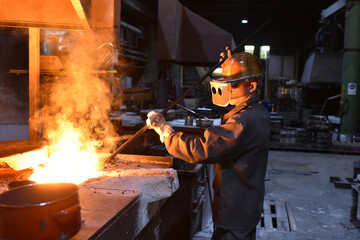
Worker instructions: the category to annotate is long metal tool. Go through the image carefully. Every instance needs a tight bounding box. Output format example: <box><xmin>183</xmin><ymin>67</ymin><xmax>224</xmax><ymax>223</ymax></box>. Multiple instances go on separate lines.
<box><xmin>168</xmin><ymin>100</ymin><xmax>210</xmax><ymax>120</ymax></box>
<box><xmin>105</xmin><ymin>19</ymin><xmax>271</xmax><ymax>163</ymax></box>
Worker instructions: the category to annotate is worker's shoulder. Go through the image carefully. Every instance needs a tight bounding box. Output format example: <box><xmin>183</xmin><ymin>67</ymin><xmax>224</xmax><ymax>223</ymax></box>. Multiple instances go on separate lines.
<box><xmin>230</xmin><ymin>103</ymin><xmax>269</xmax><ymax>122</ymax></box>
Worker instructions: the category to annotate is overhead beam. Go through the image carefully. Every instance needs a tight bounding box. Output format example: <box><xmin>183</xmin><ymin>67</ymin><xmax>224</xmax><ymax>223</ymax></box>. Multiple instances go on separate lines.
<box><xmin>71</xmin><ymin>0</ymin><xmax>91</xmax><ymax>30</ymax></box>
<box><xmin>321</xmin><ymin>0</ymin><xmax>346</xmax><ymax>19</ymax></box>
<box><xmin>29</xmin><ymin>28</ymin><xmax>40</xmax><ymax>141</ymax></box>
<box><xmin>0</xmin><ymin>0</ymin><xmax>90</xmax><ymax>30</ymax></box>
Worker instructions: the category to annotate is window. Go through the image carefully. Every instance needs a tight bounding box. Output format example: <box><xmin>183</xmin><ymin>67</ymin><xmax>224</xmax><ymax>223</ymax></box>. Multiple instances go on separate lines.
<box><xmin>260</xmin><ymin>45</ymin><xmax>270</xmax><ymax>59</ymax></box>
<box><xmin>244</xmin><ymin>45</ymin><xmax>255</xmax><ymax>54</ymax></box>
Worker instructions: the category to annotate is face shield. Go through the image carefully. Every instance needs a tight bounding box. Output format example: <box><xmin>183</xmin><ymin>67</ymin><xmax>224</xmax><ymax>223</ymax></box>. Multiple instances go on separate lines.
<box><xmin>210</xmin><ymin>75</ymin><xmax>261</xmax><ymax>107</ymax></box>
<box><xmin>210</xmin><ymin>80</ymin><xmax>232</xmax><ymax>107</ymax></box>
<box><xmin>210</xmin><ymin>52</ymin><xmax>264</xmax><ymax>107</ymax></box>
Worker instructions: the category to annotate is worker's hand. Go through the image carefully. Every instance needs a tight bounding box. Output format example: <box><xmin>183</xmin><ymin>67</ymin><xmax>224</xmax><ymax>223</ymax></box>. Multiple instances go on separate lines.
<box><xmin>146</xmin><ymin>111</ymin><xmax>174</xmax><ymax>143</ymax></box>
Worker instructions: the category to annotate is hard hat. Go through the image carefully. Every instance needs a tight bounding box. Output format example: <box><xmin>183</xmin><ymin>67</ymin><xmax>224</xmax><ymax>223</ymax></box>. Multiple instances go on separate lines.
<box><xmin>210</xmin><ymin>52</ymin><xmax>263</xmax><ymax>107</ymax></box>
<box><xmin>217</xmin><ymin>52</ymin><xmax>263</xmax><ymax>83</ymax></box>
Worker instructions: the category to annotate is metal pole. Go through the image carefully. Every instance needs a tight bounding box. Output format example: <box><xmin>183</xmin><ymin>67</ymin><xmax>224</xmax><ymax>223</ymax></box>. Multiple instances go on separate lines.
<box><xmin>340</xmin><ymin>1</ymin><xmax>360</xmax><ymax>137</ymax></box>
<box><xmin>351</xmin><ymin>186</ymin><xmax>358</xmax><ymax>221</ymax></box>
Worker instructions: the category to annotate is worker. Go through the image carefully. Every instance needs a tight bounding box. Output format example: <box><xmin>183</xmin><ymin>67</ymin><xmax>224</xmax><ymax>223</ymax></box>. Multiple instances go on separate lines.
<box><xmin>147</xmin><ymin>50</ymin><xmax>270</xmax><ymax>240</ymax></box>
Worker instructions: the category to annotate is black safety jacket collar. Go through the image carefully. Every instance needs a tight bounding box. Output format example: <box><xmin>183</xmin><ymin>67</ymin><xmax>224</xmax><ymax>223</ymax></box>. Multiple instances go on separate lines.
<box><xmin>221</xmin><ymin>94</ymin><xmax>260</xmax><ymax>124</ymax></box>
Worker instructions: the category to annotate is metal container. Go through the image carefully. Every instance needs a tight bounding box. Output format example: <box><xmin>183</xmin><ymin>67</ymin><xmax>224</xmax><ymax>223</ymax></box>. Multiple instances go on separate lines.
<box><xmin>195</xmin><ymin>119</ymin><xmax>213</xmax><ymax>127</ymax></box>
<box><xmin>185</xmin><ymin>115</ymin><xmax>193</xmax><ymax>126</ymax></box>
<box><xmin>0</xmin><ymin>182</ymin><xmax>81</xmax><ymax>240</ymax></box>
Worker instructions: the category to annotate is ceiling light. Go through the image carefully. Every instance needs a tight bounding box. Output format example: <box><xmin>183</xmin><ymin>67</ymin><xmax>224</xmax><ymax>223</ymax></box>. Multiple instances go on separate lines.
<box><xmin>241</xmin><ymin>19</ymin><xmax>248</xmax><ymax>24</ymax></box>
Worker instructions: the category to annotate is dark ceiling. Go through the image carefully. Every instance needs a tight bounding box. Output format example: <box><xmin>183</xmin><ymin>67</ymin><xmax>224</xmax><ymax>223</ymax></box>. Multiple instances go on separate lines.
<box><xmin>179</xmin><ymin>0</ymin><xmax>339</xmax><ymax>56</ymax></box>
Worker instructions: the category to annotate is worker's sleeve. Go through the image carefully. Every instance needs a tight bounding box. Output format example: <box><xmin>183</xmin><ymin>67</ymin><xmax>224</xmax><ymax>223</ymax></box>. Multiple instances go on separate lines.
<box><xmin>163</xmin><ymin>121</ymin><xmax>246</xmax><ymax>164</ymax></box>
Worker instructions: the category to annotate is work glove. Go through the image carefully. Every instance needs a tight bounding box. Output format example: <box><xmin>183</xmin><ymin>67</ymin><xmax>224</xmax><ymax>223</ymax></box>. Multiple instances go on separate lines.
<box><xmin>146</xmin><ymin>111</ymin><xmax>174</xmax><ymax>143</ymax></box>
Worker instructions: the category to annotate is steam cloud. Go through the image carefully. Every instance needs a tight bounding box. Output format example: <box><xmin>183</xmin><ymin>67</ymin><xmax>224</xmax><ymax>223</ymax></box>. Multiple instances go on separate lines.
<box><xmin>41</xmin><ymin>30</ymin><xmax>117</xmax><ymax>156</ymax></box>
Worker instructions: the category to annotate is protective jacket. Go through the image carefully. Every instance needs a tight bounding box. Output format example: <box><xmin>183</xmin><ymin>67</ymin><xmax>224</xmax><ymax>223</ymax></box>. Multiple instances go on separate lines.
<box><xmin>164</xmin><ymin>94</ymin><xmax>270</xmax><ymax>230</ymax></box>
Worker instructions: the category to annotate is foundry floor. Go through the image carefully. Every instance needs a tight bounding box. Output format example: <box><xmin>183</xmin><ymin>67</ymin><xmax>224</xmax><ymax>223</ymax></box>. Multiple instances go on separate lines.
<box><xmin>193</xmin><ymin>150</ymin><xmax>360</xmax><ymax>240</ymax></box>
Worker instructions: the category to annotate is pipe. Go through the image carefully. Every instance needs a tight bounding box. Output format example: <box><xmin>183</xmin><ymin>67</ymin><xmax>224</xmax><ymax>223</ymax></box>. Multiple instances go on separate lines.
<box><xmin>105</xmin><ymin>19</ymin><xmax>272</xmax><ymax>163</ymax></box>
<box><xmin>120</xmin><ymin>21</ymin><xmax>142</xmax><ymax>35</ymax></box>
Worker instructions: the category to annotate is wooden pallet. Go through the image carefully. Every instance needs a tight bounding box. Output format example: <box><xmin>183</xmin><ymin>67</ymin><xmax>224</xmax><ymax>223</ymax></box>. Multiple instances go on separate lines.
<box><xmin>330</xmin><ymin>176</ymin><xmax>357</xmax><ymax>189</ymax></box>
<box><xmin>257</xmin><ymin>200</ymin><xmax>297</xmax><ymax>232</ymax></box>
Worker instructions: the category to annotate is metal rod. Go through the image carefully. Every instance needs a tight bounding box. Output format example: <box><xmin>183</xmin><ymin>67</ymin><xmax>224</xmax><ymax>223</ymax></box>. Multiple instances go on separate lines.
<box><xmin>168</xmin><ymin>100</ymin><xmax>209</xmax><ymax>120</ymax></box>
<box><xmin>105</xmin><ymin>125</ymin><xmax>148</xmax><ymax>163</ymax></box>
<box><xmin>104</xmin><ymin>19</ymin><xmax>272</xmax><ymax>163</ymax></box>
<box><xmin>204</xmin><ymin>164</ymin><xmax>213</xmax><ymax>210</ymax></box>
<box><xmin>319</xmin><ymin>94</ymin><xmax>341</xmax><ymax>115</ymax></box>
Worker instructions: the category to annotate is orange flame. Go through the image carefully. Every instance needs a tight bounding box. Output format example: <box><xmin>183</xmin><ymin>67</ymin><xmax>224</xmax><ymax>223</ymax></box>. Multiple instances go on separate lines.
<box><xmin>0</xmin><ymin>28</ymin><xmax>126</xmax><ymax>185</ymax></box>
<box><xmin>29</xmin><ymin>123</ymin><xmax>103</xmax><ymax>184</ymax></box>
<box><xmin>25</xmin><ymin>30</ymin><xmax>119</xmax><ymax>185</ymax></box>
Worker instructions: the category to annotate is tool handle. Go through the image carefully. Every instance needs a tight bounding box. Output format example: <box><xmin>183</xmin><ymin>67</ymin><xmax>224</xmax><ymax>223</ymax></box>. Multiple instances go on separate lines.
<box><xmin>105</xmin><ymin>125</ymin><xmax>148</xmax><ymax>163</ymax></box>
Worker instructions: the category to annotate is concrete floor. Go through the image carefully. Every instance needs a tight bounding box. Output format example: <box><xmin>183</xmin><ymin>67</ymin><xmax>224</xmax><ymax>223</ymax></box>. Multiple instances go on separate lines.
<box><xmin>193</xmin><ymin>150</ymin><xmax>360</xmax><ymax>240</ymax></box>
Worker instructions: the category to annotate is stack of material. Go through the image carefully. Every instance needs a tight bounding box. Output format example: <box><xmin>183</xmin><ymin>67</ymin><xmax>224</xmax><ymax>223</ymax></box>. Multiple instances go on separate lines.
<box><xmin>270</xmin><ymin>114</ymin><xmax>283</xmax><ymax>142</ymax></box>
<box><xmin>316</xmin><ymin>132</ymin><xmax>332</xmax><ymax>144</ymax></box>
<box><xmin>305</xmin><ymin>115</ymin><xmax>332</xmax><ymax>144</ymax></box>
<box><xmin>280</xmin><ymin>128</ymin><xmax>296</xmax><ymax>143</ymax></box>
<box><xmin>270</xmin><ymin>120</ymin><xmax>281</xmax><ymax>141</ymax></box>
<box><xmin>304</xmin><ymin>115</ymin><xmax>331</xmax><ymax>132</ymax></box>
<box><xmin>296</xmin><ymin>128</ymin><xmax>314</xmax><ymax>143</ymax></box>
<box><xmin>277</xmin><ymin>111</ymin><xmax>298</xmax><ymax>126</ymax></box>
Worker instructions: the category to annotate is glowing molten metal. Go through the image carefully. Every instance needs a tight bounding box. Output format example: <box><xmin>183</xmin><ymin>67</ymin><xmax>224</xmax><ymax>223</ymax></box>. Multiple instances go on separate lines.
<box><xmin>29</xmin><ymin>125</ymin><xmax>103</xmax><ymax>184</ymax></box>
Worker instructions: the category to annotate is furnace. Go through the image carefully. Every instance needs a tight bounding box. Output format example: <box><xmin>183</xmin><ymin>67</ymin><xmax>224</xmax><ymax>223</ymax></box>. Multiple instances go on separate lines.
<box><xmin>0</xmin><ymin>147</ymin><xmax>179</xmax><ymax>239</ymax></box>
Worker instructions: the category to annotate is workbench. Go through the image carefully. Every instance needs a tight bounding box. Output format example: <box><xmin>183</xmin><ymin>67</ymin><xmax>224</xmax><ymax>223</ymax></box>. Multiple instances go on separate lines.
<box><xmin>110</xmin><ymin>112</ymin><xmax>220</xmax><ymax>135</ymax></box>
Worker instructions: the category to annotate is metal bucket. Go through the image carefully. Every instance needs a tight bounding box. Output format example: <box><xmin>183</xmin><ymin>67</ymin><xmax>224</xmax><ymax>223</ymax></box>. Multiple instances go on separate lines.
<box><xmin>0</xmin><ymin>182</ymin><xmax>81</xmax><ymax>240</ymax></box>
